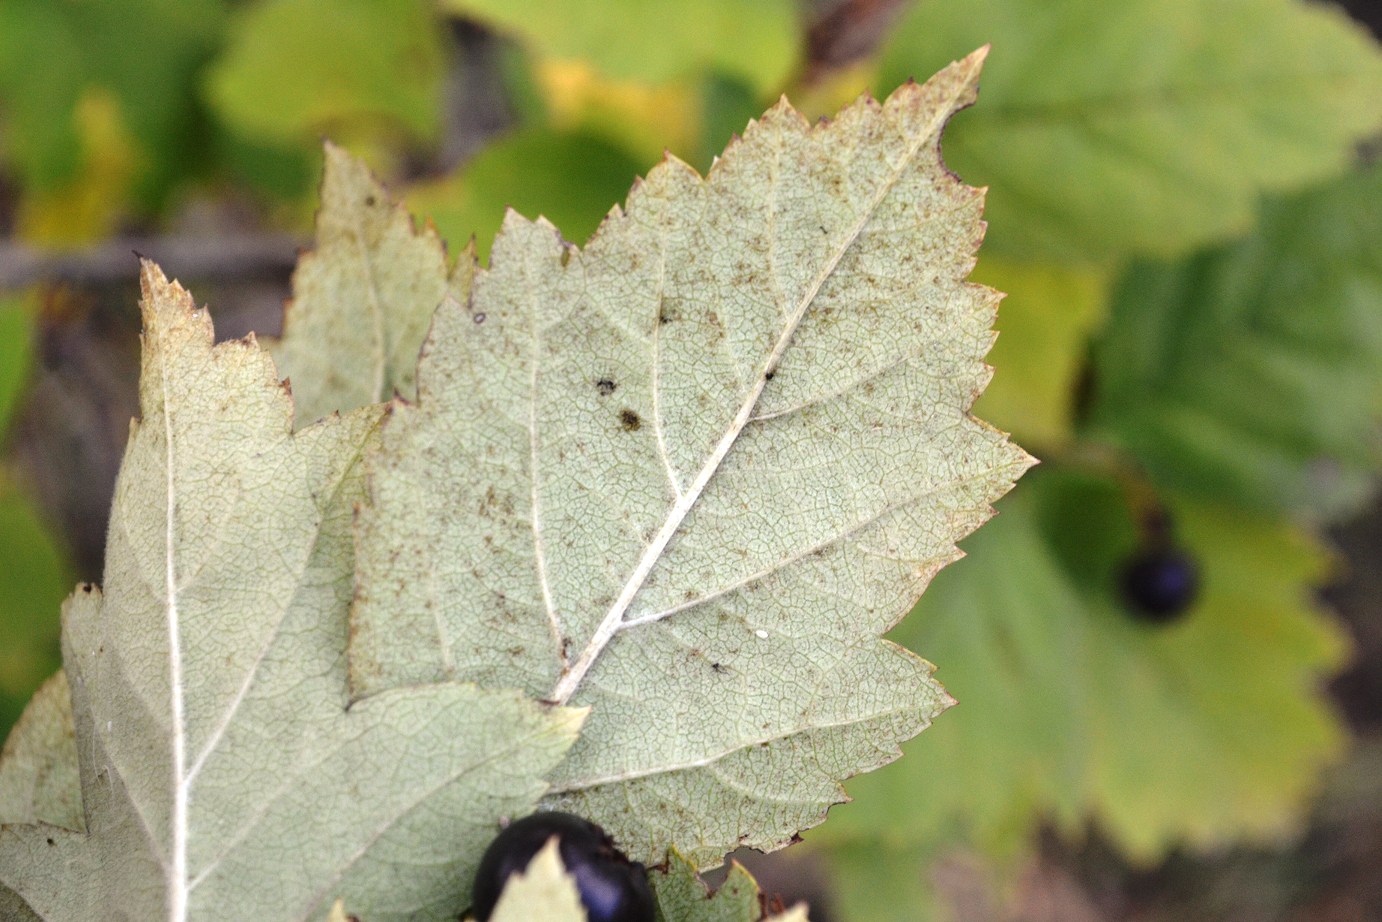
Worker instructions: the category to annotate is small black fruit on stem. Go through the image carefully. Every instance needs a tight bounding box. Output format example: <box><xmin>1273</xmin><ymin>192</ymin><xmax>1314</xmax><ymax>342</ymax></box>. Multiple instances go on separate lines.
<box><xmin>1120</xmin><ymin>545</ymin><xmax>1200</xmax><ymax>623</ymax></box>
<box><xmin>470</xmin><ymin>811</ymin><xmax>655</xmax><ymax>922</ymax></box>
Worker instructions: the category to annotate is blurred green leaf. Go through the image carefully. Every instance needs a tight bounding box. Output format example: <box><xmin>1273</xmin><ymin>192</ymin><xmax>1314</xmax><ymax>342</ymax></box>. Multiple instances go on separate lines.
<box><xmin>206</xmin><ymin>0</ymin><xmax>445</xmax><ymax>150</ymax></box>
<box><xmin>875</xmin><ymin>0</ymin><xmax>1382</xmax><ymax>260</ymax></box>
<box><xmin>1089</xmin><ymin>164</ymin><xmax>1382</xmax><ymax>520</ymax></box>
<box><xmin>528</xmin><ymin>58</ymin><xmax>703</xmax><ymax>166</ymax></box>
<box><xmin>816</xmin><ymin>468</ymin><xmax>1347</xmax><ymax>883</ymax></box>
<box><xmin>0</xmin><ymin>0</ymin><xmax>225</xmax><ymax>211</ymax></box>
<box><xmin>406</xmin><ymin>129</ymin><xmax>642</xmax><ymax>261</ymax></box>
<box><xmin>820</xmin><ymin>843</ymin><xmax>945</xmax><ymax>922</ymax></box>
<box><xmin>0</xmin><ymin>477</ymin><xmax>70</xmax><ymax>740</ymax></box>
<box><xmin>437</xmin><ymin>0</ymin><xmax>799</xmax><ymax>93</ymax></box>
<box><xmin>970</xmin><ymin>258</ymin><xmax>1111</xmax><ymax>449</ymax></box>
<box><xmin>695</xmin><ymin>72</ymin><xmax>763</xmax><ymax>174</ymax></box>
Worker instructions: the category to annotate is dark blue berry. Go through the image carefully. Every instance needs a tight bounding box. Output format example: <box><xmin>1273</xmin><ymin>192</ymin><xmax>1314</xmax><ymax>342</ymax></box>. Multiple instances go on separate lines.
<box><xmin>471</xmin><ymin>812</ymin><xmax>654</xmax><ymax>922</ymax></box>
<box><xmin>1120</xmin><ymin>546</ymin><xmax>1200</xmax><ymax>622</ymax></box>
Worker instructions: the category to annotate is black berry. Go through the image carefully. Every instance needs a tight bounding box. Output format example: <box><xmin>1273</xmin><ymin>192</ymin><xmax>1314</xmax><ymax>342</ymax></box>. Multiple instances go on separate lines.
<box><xmin>1119</xmin><ymin>546</ymin><xmax>1200</xmax><ymax>622</ymax></box>
<box><xmin>471</xmin><ymin>812</ymin><xmax>654</xmax><ymax>922</ymax></box>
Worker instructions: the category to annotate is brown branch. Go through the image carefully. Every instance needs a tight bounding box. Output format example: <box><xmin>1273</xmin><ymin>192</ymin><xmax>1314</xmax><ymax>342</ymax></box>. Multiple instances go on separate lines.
<box><xmin>0</xmin><ymin>232</ymin><xmax>307</xmax><ymax>291</ymax></box>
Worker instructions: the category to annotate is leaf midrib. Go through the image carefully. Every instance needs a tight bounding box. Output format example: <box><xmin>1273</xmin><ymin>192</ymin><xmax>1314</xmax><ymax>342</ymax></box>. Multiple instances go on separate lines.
<box><xmin>549</xmin><ymin>61</ymin><xmax>979</xmax><ymax>704</ymax></box>
<box><xmin>157</xmin><ymin>332</ymin><xmax>190</xmax><ymax>922</ymax></box>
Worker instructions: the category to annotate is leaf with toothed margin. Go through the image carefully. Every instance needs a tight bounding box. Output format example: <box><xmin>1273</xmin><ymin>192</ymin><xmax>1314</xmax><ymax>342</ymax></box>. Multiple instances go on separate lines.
<box><xmin>489</xmin><ymin>840</ymin><xmax>587</xmax><ymax>922</ymax></box>
<box><xmin>651</xmin><ymin>850</ymin><xmax>795</xmax><ymax>922</ymax></box>
<box><xmin>0</xmin><ymin>672</ymin><xmax>80</xmax><ymax>832</ymax></box>
<box><xmin>349</xmin><ymin>49</ymin><xmax>1032</xmax><ymax>868</ymax></box>
<box><xmin>0</xmin><ymin>264</ymin><xmax>585</xmax><ymax>921</ymax></box>
<box><xmin>271</xmin><ymin>141</ymin><xmax>471</xmax><ymax>428</ymax></box>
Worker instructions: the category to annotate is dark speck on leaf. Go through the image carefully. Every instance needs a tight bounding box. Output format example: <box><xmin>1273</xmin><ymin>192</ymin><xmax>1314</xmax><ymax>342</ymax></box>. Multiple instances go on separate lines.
<box><xmin>764</xmin><ymin>371</ymin><xmax>775</xmax><ymax>382</ymax></box>
<box><xmin>364</xmin><ymin>195</ymin><xmax>376</xmax><ymax>206</ymax></box>
<box><xmin>619</xmin><ymin>409</ymin><xmax>642</xmax><ymax>431</ymax></box>
<box><xmin>473</xmin><ymin>312</ymin><xmax>486</xmax><ymax>324</ymax></box>
<box><xmin>596</xmin><ymin>378</ymin><xmax>618</xmax><ymax>396</ymax></box>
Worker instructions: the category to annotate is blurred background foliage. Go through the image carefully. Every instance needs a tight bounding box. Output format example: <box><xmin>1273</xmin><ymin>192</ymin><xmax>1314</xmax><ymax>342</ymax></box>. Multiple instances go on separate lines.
<box><xmin>1</xmin><ymin>0</ymin><xmax>1381</xmax><ymax>918</ymax></box>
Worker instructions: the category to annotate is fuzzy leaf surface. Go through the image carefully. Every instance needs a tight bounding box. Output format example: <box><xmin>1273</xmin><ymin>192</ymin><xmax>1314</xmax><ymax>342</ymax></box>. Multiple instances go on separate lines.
<box><xmin>272</xmin><ymin>142</ymin><xmax>463</xmax><ymax>427</ymax></box>
<box><xmin>351</xmin><ymin>51</ymin><xmax>1031</xmax><ymax>866</ymax></box>
<box><xmin>489</xmin><ymin>840</ymin><xmax>587</xmax><ymax>922</ymax></box>
<box><xmin>0</xmin><ymin>265</ymin><xmax>584</xmax><ymax>921</ymax></box>
<box><xmin>876</xmin><ymin>0</ymin><xmax>1382</xmax><ymax>260</ymax></box>
<box><xmin>1089</xmin><ymin>165</ymin><xmax>1382</xmax><ymax>519</ymax></box>
<box><xmin>0</xmin><ymin>672</ymin><xmax>79</xmax><ymax>832</ymax></box>
<box><xmin>652</xmin><ymin>852</ymin><xmax>766</xmax><ymax>922</ymax></box>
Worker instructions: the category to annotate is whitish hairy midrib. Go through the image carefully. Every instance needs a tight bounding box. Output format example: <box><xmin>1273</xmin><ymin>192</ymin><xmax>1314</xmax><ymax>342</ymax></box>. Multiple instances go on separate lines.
<box><xmin>159</xmin><ymin>358</ymin><xmax>189</xmax><ymax>922</ymax></box>
<box><xmin>550</xmin><ymin>88</ymin><xmax>961</xmax><ymax>705</ymax></box>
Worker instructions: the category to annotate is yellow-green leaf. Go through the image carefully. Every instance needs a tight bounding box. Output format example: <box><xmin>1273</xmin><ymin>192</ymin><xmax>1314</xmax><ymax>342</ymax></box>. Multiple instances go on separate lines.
<box><xmin>969</xmin><ymin>258</ymin><xmax>1111</xmax><ymax>449</ymax></box>
<box><xmin>206</xmin><ymin>0</ymin><xmax>445</xmax><ymax>149</ymax></box>
<box><xmin>437</xmin><ymin>0</ymin><xmax>798</xmax><ymax>93</ymax></box>
<box><xmin>817</xmin><ymin>468</ymin><xmax>1347</xmax><ymax>870</ymax></box>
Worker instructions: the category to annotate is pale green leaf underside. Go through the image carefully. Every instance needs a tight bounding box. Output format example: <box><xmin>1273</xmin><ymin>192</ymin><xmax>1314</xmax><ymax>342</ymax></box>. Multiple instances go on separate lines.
<box><xmin>878</xmin><ymin>0</ymin><xmax>1382</xmax><ymax>259</ymax></box>
<box><xmin>351</xmin><ymin>50</ymin><xmax>1032</xmax><ymax>865</ymax></box>
<box><xmin>0</xmin><ymin>672</ymin><xmax>80</xmax><ymax>832</ymax></box>
<box><xmin>272</xmin><ymin>142</ymin><xmax>468</xmax><ymax>427</ymax></box>
<box><xmin>0</xmin><ymin>266</ymin><xmax>583</xmax><ymax>921</ymax></box>
<box><xmin>490</xmin><ymin>840</ymin><xmax>587</xmax><ymax>922</ymax></box>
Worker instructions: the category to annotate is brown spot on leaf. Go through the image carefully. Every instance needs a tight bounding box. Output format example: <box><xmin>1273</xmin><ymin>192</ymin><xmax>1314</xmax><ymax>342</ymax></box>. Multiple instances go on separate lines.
<box><xmin>619</xmin><ymin>409</ymin><xmax>642</xmax><ymax>431</ymax></box>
